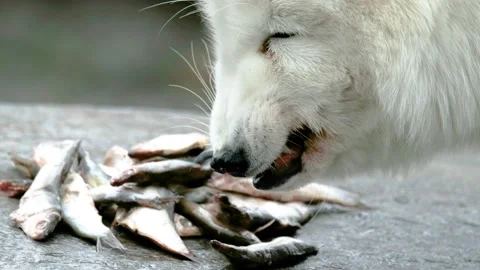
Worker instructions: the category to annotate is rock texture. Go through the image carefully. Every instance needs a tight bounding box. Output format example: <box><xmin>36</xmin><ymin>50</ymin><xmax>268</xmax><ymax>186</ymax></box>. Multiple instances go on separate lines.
<box><xmin>0</xmin><ymin>103</ymin><xmax>479</xmax><ymax>270</ymax></box>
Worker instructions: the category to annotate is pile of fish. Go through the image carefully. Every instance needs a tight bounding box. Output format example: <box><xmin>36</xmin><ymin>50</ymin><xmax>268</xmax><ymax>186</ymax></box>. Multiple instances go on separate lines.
<box><xmin>1</xmin><ymin>133</ymin><xmax>367</xmax><ymax>269</ymax></box>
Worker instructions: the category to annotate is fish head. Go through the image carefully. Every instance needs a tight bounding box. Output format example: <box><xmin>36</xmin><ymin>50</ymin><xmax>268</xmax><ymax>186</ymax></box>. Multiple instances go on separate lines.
<box><xmin>20</xmin><ymin>210</ymin><xmax>61</xmax><ymax>240</ymax></box>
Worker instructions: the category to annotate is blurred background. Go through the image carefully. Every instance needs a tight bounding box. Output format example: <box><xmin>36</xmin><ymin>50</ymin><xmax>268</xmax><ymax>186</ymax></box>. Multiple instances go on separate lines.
<box><xmin>1</xmin><ymin>0</ymin><xmax>210</xmax><ymax>113</ymax></box>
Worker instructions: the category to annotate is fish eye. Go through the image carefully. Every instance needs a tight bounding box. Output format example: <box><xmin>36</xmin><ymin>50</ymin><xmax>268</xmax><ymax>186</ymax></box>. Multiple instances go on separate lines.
<box><xmin>259</xmin><ymin>33</ymin><xmax>297</xmax><ymax>54</ymax></box>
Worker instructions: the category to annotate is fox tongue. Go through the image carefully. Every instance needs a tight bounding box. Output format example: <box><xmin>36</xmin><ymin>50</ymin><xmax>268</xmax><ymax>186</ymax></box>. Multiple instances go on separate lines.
<box><xmin>273</xmin><ymin>148</ymin><xmax>301</xmax><ymax>169</ymax></box>
<box><xmin>253</xmin><ymin>147</ymin><xmax>303</xmax><ymax>190</ymax></box>
<box><xmin>253</xmin><ymin>126</ymin><xmax>311</xmax><ymax>190</ymax></box>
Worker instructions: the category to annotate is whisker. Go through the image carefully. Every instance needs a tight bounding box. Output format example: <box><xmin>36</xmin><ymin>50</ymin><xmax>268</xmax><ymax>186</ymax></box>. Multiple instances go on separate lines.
<box><xmin>269</xmin><ymin>163</ymin><xmax>277</xmax><ymax>170</ymax></box>
<box><xmin>202</xmin><ymin>55</ymin><xmax>216</xmax><ymax>96</ymax></box>
<box><xmin>274</xmin><ymin>154</ymin><xmax>287</xmax><ymax>168</ymax></box>
<box><xmin>307</xmin><ymin>198</ymin><xmax>315</xmax><ymax>207</ymax></box>
<box><xmin>145</xmin><ymin>2</ymin><xmax>214</xmax><ymax>118</ymax></box>
<box><xmin>169</xmin><ymin>84</ymin><xmax>212</xmax><ymax>112</ymax></box>
<box><xmin>209</xmin><ymin>3</ymin><xmax>257</xmax><ymax>18</ymax></box>
<box><xmin>165</xmin><ymin>115</ymin><xmax>209</xmax><ymax>127</ymax></box>
<box><xmin>194</xmin><ymin>115</ymin><xmax>210</xmax><ymax>119</ymax></box>
<box><xmin>202</xmin><ymin>39</ymin><xmax>213</xmax><ymax>68</ymax></box>
<box><xmin>138</xmin><ymin>0</ymin><xmax>192</xmax><ymax>12</ymax></box>
<box><xmin>194</xmin><ymin>104</ymin><xmax>211</xmax><ymax>118</ymax></box>
<box><xmin>259</xmin><ymin>143</ymin><xmax>287</xmax><ymax>170</ymax></box>
<box><xmin>190</xmin><ymin>42</ymin><xmax>215</xmax><ymax>105</ymax></box>
<box><xmin>157</xmin><ymin>3</ymin><xmax>197</xmax><ymax>36</ymax></box>
<box><xmin>179</xmin><ymin>8</ymin><xmax>202</xmax><ymax>19</ymax></box>
<box><xmin>159</xmin><ymin>125</ymin><xmax>209</xmax><ymax>135</ymax></box>
<box><xmin>286</xmin><ymin>139</ymin><xmax>302</xmax><ymax>148</ymax></box>
<box><xmin>309</xmin><ymin>202</ymin><xmax>326</xmax><ymax>222</ymax></box>
<box><xmin>201</xmin><ymin>39</ymin><xmax>216</xmax><ymax>98</ymax></box>
<box><xmin>169</xmin><ymin>47</ymin><xmax>214</xmax><ymax>110</ymax></box>
<box><xmin>167</xmin><ymin>116</ymin><xmax>209</xmax><ymax>128</ymax></box>
<box><xmin>292</xmin><ymin>129</ymin><xmax>315</xmax><ymax>145</ymax></box>
<box><xmin>183</xmin><ymin>120</ymin><xmax>210</xmax><ymax>128</ymax></box>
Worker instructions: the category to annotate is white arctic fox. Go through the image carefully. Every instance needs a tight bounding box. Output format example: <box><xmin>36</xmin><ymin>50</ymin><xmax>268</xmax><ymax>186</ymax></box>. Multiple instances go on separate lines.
<box><xmin>196</xmin><ymin>0</ymin><xmax>480</xmax><ymax>190</ymax></box>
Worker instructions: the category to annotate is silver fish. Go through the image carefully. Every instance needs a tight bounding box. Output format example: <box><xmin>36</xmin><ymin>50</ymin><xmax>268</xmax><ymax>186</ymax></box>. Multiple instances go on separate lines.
<box><xmin>88</xmin><ymin>184</ymin><xmax>181</xmax><ymax>210</ymax></box>
<box><xmin>9</xmin><ymin>140</ymin><xmax>81</xmax><ymax>240</ymax></box>
<box><xmin>225</xmin><ymin>193</ymin><xmax>322</xmax><ymax>228</ymax></box>
<box><xmin>210</xmin><ymin>236</ymin><xmax>318</xmax><ymax>269</ymax></box>
<box><xmin>100</xmin><ymin>145</ymin><xmax>136</xmax><ymax>177</ymax></box>
<box><xmin>113</xmin><ymin>187</ymin><xmax>196</xmax><ymax>261</ymax></box>
<box><xmin>78</xmin><ymin>147</ymin><xmax>111</xmax><ymax>187</ymax></box>
<box><xmin>175</xmin><ymin>199</ymin><xmax>261</xmax><ymax>246</ymax></box>
<box><xmin>61</xmin><ymin>172</ymin><xmax>125</xmax><ymax>252</ymax></box>
<box><xmin>134</xmin><ymin>156</ymin><xmax>167</xmax><ymax>164</ymax></box>
<box><xmin>182</xmin><ymin>187</ymin><xmax>325</xmax><ymax>233</ymax></box>
<box><xmin>77</xmin><ymin>146</ymin><xmax>124</xmax><ymax>218</ymax></box>
<box><xmin>110</xmin><ymin>159</ymin><xmax>212</xmax><ymax>187</ymax></box>
<box><xmin>213</xmin><ymin>194</ymin><xmax>302</xmax><ymax>239</ymax></box>
<box><xmin>128</xmin><ymin>132</ymin><xmax>209</xmax><ymax>159</ymax></box>
<box><xmin>207</xmin><ymin>173</ymin><xmax>367</xmax><ymax>208</ymax></box>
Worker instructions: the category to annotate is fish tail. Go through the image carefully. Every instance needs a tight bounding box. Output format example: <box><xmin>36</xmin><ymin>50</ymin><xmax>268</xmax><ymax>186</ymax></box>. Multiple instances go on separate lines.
<box><xmin>96</xmin><ymin>237</ymin><xmax>100</xmax><ymax>253</ymax></box>
<box><xmin>352</xmin><ymin>201</ymin><xmax>376</xmax><ymax>210</ymax></box>
<box><xmin>182</xmin><ymin>252</ymin><xmax>200</xmax><ymax>263</ymax></box>
<box><xmin>9</xmin><ymin>152</ymin><xmax>39</xmax><ymax>178</ymax></box>
<box><xmin>96</xmin><ymin>231</ymin><xmax>126</xmax><ymax>253</ymax></box>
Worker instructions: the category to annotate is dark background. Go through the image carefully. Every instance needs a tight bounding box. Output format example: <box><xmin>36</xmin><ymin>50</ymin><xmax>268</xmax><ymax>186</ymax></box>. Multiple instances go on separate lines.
<box><xmin>1</xmin><ymin>0</ymin><xmax>208</xmax><ymax>113</ymax></box>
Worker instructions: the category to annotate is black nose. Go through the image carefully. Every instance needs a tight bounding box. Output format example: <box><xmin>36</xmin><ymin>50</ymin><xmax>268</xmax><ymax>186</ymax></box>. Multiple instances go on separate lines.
<box><xmin>210</xmin><ymin>149</ymin><xmax>249</xmax><ymax>177</ymax></box>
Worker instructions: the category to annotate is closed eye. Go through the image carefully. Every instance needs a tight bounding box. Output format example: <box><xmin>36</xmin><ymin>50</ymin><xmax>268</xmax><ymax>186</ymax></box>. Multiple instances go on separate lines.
<box><xmin>271</xmin><ymin>33</ymin><xmax>296</xmax><ymax>39</ymax></box>
<box><xmin>259</xmin><ymin>32</ymin><xmax>297</xmax><ymax>53</ymax></box>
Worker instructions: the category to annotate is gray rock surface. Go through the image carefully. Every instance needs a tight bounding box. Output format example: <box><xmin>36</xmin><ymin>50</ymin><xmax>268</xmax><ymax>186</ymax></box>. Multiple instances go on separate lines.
<box><xmin>0</xmin><ymin>103</ymin><xmax>479</xmax><ymax>270</ymax></box>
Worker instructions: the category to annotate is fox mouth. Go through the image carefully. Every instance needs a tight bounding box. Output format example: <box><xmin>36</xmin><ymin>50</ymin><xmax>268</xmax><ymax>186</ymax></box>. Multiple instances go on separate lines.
<box><xmin>252</xmin><ymin>126</ymin><xmax>315</xmax><ymax>190</ymax></box>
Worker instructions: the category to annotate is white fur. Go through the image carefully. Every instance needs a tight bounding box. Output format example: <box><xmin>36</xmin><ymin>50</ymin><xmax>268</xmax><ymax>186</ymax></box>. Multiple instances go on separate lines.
<box><xmin>197</xmin><ymin>0</ymin><xmax>480</xmax><ymax>190</ymax></box>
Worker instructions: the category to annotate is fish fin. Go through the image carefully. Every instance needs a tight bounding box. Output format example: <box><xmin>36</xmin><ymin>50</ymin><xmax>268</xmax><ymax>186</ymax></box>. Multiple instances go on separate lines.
<box><xmin>353</xmin><ymin>201</ymin><xmax>376</xmax><ymax>210</ymax></box>
<box><xmin>96</xmin><ymin>231</ymin><xmax>126</xmax><ymax>253</ymax></box>
<box><xmin>96</xmin><ymin>237</ymin><xmax>100</xmax><ymax>253</ymax></box>
<box><xmin>182</xmin><ymin>252</ymin><xmax>200</xmax><ymax>263</ymax></box>
<box><xmin>9</xmin><ymin>153</ymin><xmax>39</xmax><ymax>179</ymax></box>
